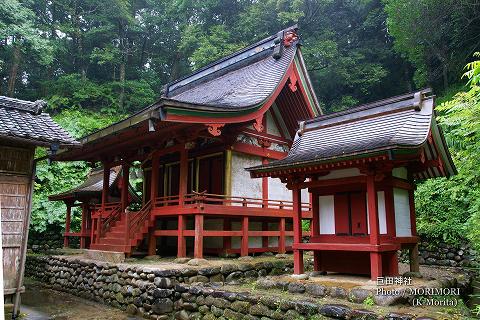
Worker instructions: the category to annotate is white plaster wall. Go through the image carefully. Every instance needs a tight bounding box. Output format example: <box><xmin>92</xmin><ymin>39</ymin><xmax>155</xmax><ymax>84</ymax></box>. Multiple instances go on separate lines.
<box><xmin>394</xmin><ymin>188</ymin><xmax>412</xmax><ymax>236</ymax></box>
<box><xmin>319</xmin><ymin>195</ymin><xmax>335</xmax><ymax>234</ymax></box>
<box><xmin>366</xmin><ymin>191</ymin><xmax>388</xmax><ymax>235</ymax></box>
<box><xmin>268</xmin><ymin>177</ymin><xmax>292</xmax><ymax>201</ymax></box>
<box><xmin>266</xmin><ymin>111</ymin><xmax>281</xmax><ymax>136</ymax></box>
<box><xmin>231</xmin><ymin>152</ymin><xmax>262</xmax><ymax>199</ymax></box>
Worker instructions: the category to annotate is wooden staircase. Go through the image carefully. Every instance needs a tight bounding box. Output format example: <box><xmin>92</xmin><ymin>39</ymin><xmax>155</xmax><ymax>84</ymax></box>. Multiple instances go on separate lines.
<box><xmin>90</xmin><ymin>201</ymin><xmax>153</xmax><ymax>254</ymax></box>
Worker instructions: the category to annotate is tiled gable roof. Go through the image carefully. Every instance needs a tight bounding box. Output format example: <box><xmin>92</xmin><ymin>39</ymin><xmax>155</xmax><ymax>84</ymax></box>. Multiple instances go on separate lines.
<box><xmin>0</xmin><ymin>96</ymin><xmax>78</xmax><ymax>146</ymax></box>
<box><xmin>248</xmin><ymin>89</ymin><xmax>456</xmax><ymax>179</ymax></box>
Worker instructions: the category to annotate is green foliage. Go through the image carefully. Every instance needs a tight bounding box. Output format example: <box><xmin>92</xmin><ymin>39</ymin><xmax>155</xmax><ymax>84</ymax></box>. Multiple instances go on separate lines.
<box><xmin>384</xmin><ymin>0</ymin><xmax>480</xmax><ymax>90</ymax></box>
<box><xmin>415</xmin><ymin>53</ymin><xmax>480</xmax><ymax>249</ymax></box>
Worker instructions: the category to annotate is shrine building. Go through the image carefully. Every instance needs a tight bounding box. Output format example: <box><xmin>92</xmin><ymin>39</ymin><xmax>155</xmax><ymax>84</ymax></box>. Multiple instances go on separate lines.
<box><xmin>247</xmin><ymin>89</ymin><xmax>456</xmax><ymax>279</ymax></box>
<box><xmin>54</xmin><ymin>26</ymin><xmax>318</xmax><ymax>258</ymax></box>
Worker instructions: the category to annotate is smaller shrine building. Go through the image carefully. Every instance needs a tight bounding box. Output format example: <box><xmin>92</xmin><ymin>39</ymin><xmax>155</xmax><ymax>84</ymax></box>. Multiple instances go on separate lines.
<box><xmin>49</xmin><ymin>166</ymin><xmax>140</xmax><ymax>249</ymax></box>
<box><xmin>248</xmin><ymin>88</ymin><xmax>456</xmax><ymax>280</ymax></box>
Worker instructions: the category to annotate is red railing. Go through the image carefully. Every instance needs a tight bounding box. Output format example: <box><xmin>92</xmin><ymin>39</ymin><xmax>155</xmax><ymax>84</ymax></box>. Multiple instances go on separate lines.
<box><xmin>101</xmin><ymin>205</ymin><xmax>122</xmax><ymax>237</ymax></box>
<box><xmin>154</xmin><ymin>192</ymin><xmax>311</xmax><ymax>211</ymax></box>
<box><xmin>128</xmin><ymin>200</ymin><xmax>152</xmax><ymax>240</ymax></box>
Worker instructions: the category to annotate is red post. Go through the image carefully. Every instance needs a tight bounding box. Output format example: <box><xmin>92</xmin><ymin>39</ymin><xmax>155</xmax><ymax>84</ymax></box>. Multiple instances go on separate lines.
<box><xmin>262</xmin><ymin>158</ymin><xmax>269</xmax><ymax>208</ymax></box>
<box><xmin>279</xmin><ymin>218</ymin><xmax>286</xmax><ymax>254</ymax></box>
<box><xmin>80</xmin><ymin>204</ymin><xmax>86</xmax><ymax>249</ymax></box>
<box><xmin>384</xmin><ymin>187</ymin><xmax>396</xmax><ymax>237</ymax></box>
<box><xmin>179</xmin><ymin>145</ymin><xmax>188</xmax><ymax>206</ymax></box>
<box><xmin>150</xmin><ymin>152</ymin><xmax>160</xmax><ymax>205</ymax></box>
<box><xmin>292</xmin><ymin>188</ymin><xmax>304</xmax><ymax>274</ymax></box>
<box><xmin>194</xmin><ymin>214</ymin><xmax>204</xmax><ymax>258</ymax></box>
<box><xmin>370</xmin><ymin>252</ymin><xmax>383</xmax><ymax>280</ymax></box>
<box><xmin>367</xmin><ymin>172</ymin><xmax>382</xmax><ymax>280</ymax></box>
<box><xmin>311</xmin><ymin>193</ymin><xmax>321</xmax><ymax>271</ymax></box>
<box><xmin>241</xmin><ymin>216</ymin><xmax>249</xmax><ymax>256</ymax></box>
<box><xmin>367</xmin><ymin>173</ymin><xmax>380</xmax><ymax>245</ymax></box>
<box><xmin>408</xmin><ymin>189</ymin><xmax>417</xmax><ymax>235</ymax></box>
<box><xmin>64</xmin><ymin>203</ymin><xmax>71</xmax><ymax>248</ymax></box>
<box><xmin>177</xmin><ymin>215</ymin><xmax>186</xmax><ymax>257</ymax></box>
<box><xmin>98</xmin><ymin>164</ymin><xmax>110</xmax><ymax>242</ymax></box>
<box><xmin>148</xmin><ymin>223</ymin><xmax>157</xmax><ymax>256</ymax></box>
<box><xmin>121</xmin><ymin>163</ymin><xmax>130</xmax><ymax>212</ymax></box>
<box><xmin>311</xmin><ymin>193</ymin><xmax>319</xmax><ymax>237</ymax></box>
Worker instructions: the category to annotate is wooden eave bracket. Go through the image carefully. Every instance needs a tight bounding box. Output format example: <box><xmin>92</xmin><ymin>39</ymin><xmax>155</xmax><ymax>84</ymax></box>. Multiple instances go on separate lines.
<box><xmin>253</xmin><ymin>115</ymin><xmax>264</xmax><ymax>133</ymax></box>
<box><xmin>206</xmin><ymin>124</ymin><xmax>225</xmax><ymax>136</ymax></box>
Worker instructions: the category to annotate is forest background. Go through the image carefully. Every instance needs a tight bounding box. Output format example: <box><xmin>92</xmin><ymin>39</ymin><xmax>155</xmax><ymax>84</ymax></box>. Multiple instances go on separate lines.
<box><xmin>1</xmin><ymin>0</ymin><xmax>480</xmax><ymax>249</ymax></box>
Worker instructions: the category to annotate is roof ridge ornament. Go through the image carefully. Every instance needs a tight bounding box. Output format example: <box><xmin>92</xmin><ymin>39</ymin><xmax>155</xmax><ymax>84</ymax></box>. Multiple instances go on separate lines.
<box><xmin>413</xmin><ymin>91</ymin><xmax>423</xmax><ymax>111</ymax></box>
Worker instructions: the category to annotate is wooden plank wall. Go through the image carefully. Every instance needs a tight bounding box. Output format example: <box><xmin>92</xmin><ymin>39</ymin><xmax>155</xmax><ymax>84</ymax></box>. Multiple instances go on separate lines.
<box><xmin>0</xmin><ymin>145</ymin><xmax>34</xmax><ymax>295</ymax></box>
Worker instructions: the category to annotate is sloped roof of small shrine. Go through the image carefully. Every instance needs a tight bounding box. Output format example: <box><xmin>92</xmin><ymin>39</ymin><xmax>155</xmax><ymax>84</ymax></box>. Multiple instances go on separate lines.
<box><xmin>248</xmin><ymin>89</ymin><xmax>456</xmax><ymax>180</ymax></box>
<box><xmin>49</xmin><ymin>166</ymin><xmax>140</xmax><ymax>202</ymax></box>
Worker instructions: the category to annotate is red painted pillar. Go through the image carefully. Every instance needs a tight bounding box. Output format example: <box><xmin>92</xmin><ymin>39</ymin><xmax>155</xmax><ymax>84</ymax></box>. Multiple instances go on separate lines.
<box><xmin>80</xmin><ymin>204</ymin><xmax>86</xmax><ymax>249</ymax></box>
<box><xmin>292</xmin><ymin>188</ymin><xmax>304</xmax><ymax>274</ymax></box>
<box><xmin>311</xmin><ymin>193</ymin><xmax>321</xmax><ymax>271</ymax></box>
<box><xmin>98</xmin><ymin>164</ymin><xmax>110</xmax><ymax>242</ymax></box>
<box><xmin>241</xmin><ymin>216</ymin><xmax>249</xmax><ymax>256</ymax></box>
<box><xmin>367</xmin><ymin>173</ymin><xmax>382</xmax><ymax>279</ymax></box>
<box><xmin>121</xmin><ymin>163</ymin><xmax>130</xmax><ymax>245</ymax></box>
<box><xmin>150</xmin><ymin>152</ymin><xmax>160</xmax><ymax>205</ymax></box>
<box><xmin>194</xmin><ymin>214</ymin><xmax>204</xmax><ymax>258</ymax></box>
<box><xmin>262</xmin><ymin>158</ymin><xmax>269</xmax><ymax>208</ymax></box>
<box><xmin>148</xmin><ymin>152</ymin><xmax>160</xmax><ymax>255</ymax></box>
<box><xmin>121</xmin><ymin>163</ymin><xmax>130</xmax><ymax>212</ymax></box>
<box><xmin>384</xmin><ymin>187</ymin><xmax>396</xmax><ymax>237</ymax></box>
<box><xmin>64</xmin><ymin>203</ymin><xmax>71</xmax><ymax>248</ymax></box>
<box><xmin>177</xmin><ymin>215</ymin><xmax>186</xmax><ymax>257</ymax></box>
<box><xmin>179</xmin><ymin>146</ymin><xmax>188</xmax><ymax>206</ymax></box>
<box><xmin>408</xmin><ymin>189</ymin><xmax>417</xmax><ymax>236</ymax></box>
<box><xmin>279</xmin><ymin>218</ymin><xmax>286</xmax><ymax>254</ymax></box>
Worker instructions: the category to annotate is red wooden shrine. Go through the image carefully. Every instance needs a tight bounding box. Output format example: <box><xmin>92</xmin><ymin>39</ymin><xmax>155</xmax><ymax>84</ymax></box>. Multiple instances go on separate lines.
<box><xmin>49</xmin><ymin>166</ymin><xmax>140</xmax><ymax>249</ymax></box>
<box><xmin>53</xmin><ymin>26</ymin><xmax>319</xmax><ymax>258</ymax></box>
<box><xmin>248</xmin><ymin>89</ymin><xmax>456</xmax><ymax>279</ymax></box>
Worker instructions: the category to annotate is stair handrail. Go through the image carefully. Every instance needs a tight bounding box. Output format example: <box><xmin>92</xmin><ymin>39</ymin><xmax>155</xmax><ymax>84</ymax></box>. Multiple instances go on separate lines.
<box><xmin>128</xmin><ymin>200</ymin><xmax>152</xmax><ymax>239</ymax></box>
<box><xmin>100</xmin><ymin>205</ymin><xmax>122</xmax><ymax>237</ymax></box>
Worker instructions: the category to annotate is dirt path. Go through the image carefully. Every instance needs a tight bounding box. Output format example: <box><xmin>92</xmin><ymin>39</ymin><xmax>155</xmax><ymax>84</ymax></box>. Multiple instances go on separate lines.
<box><xmin>20</xmin><ymin>280</ymin><xmax>138</xmax><ymax>320</ymax></box>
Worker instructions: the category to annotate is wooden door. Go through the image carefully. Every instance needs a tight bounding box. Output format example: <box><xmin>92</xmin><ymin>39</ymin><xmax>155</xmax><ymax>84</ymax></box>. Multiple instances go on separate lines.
<box><xmin>350</xmin><ymin>192</ymin><xmax>368</xmax><ymax>235</ymax></box>
<box><xmin>334</xmin><ymin>193</ymin><xmax>350</xmax><ymax>235</ymax></box>
<box><xmin>198</xmin><ymin>155</ymin><xmax>224</xmax><ymax>194</ymax></box>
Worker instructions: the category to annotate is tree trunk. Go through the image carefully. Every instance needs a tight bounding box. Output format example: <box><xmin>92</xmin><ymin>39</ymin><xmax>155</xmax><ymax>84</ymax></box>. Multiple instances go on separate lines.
<box><xmin>442</xmin><ymin>64</ymin><xmax>449</xmax><ymax>92</ymax></box>
<box><xmin>119</xmin><ymin>60</ymin><xmax>125</xmax><ymax>110</ymax></box>
<box><xmin>7</xmin><ymin>45</ymin><xmax>21</xmax><ymax>97</ymax></box>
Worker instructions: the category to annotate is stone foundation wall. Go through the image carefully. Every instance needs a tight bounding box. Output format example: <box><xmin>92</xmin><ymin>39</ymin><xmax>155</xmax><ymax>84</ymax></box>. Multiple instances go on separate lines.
<box><xmin>416</xmin><ymin>241</ymin><xmax>478</xmax><ymax>267</ymax></box>
<box><xmin>26</xmin><ymin>255</ymin><xmax>420</xmax><ymax>320</ymax></box>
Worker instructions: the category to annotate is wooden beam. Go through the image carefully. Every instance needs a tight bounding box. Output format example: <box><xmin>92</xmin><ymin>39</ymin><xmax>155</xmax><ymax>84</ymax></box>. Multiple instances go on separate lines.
<box><xmin>121</xmin><ymin>163</ymin><xmax>130</xmax><ymax>212</ymax></box>
<box><xmin>279</xmin><ymin>218</ymin><xmax>286</xmax><ymax>254</ymax></box>
<box><xmin>292</xmin><ymin>188</ymin><xmax>304</xmax><ymax>274</ymax></box>
<box><xmin>194</xmin><ymin>214</ymin><xmax>204</xmax><ymax>258</ymax></box>
<box><xmin>366</xmin><ymin>174</ymin><xmax>380</xmax><ymax>245</ymax></box>
<box><xmin>64</xmin><ymin>204</ymin><xmax>71</xmax><ymax>248</ymax></box>
<box><xmin>241</xmin><ymin>216</ymin><xmax>249</xmax><ymax>256</ymax></box>
<box><xmin>177</xmin><ymin>215</ymin><xmax>186</xmax><ymax>257</ymax></box>
<box><xmin>179</xmin><ymin>146</ymin><xmax>188</xmax><ymax>206</ymax></box>
<box><xmin>232</xmin><ymin>142</ymin><xmax>287</xmax><ymax>160</ymax></box>
<box><xmin>80</xmin><ymin>204</ymin><xmax>86</xmax><ymax>249</ymax></box>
